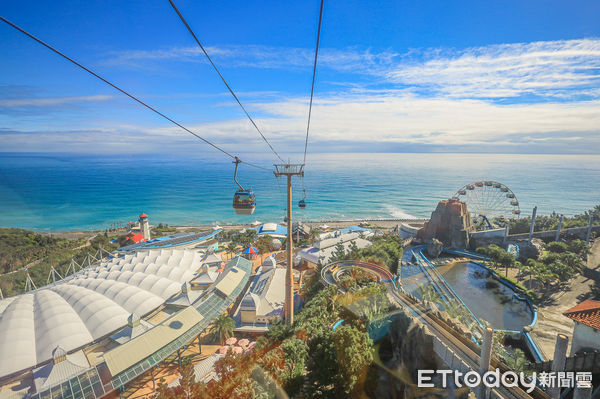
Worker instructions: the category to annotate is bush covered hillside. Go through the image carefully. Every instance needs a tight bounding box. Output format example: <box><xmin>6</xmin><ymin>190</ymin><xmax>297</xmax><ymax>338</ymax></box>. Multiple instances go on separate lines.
<box><xmin>0</xmin><ymin>228</ymin><xmax>118</xmax><ymax>297</ymax></box>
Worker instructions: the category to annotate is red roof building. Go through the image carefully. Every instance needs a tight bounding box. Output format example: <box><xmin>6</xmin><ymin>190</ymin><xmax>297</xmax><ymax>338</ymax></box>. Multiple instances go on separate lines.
<box><xmin>126</xmin><ymin>233</ymin><xmax>147</xmax><ymax>244</ymax></box>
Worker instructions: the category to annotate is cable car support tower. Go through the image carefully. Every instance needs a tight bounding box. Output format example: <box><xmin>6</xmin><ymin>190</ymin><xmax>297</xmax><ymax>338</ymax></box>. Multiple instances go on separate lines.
<box><xmin>274</xmin><ymin>163</ymin><xmax>304</xmax><ymax>325</ymax></box>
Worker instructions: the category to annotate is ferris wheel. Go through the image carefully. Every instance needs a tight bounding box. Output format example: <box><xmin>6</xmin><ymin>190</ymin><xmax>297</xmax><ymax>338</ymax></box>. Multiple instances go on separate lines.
<box><xmin>453</xmin><ymin>181</ymin><xmax>521</xmax><ymax>221</ymax></box>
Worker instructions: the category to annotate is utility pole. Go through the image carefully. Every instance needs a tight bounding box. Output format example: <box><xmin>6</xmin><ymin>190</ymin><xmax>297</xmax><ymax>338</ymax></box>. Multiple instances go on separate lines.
<box><xmin>274</xmin><ymin>163</ymin><xmax>304</xmax><ymax>326</ymax></box>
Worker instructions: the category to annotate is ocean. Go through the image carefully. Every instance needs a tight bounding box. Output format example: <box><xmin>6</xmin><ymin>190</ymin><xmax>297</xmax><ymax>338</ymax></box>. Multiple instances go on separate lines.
<box><xmin>0</xmin><ymin>152</ymin><xmax>599</xmax><ymax>231</ymax></box>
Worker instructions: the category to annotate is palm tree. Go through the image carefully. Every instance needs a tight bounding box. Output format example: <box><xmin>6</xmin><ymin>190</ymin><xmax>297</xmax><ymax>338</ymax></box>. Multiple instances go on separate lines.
<box><xmin>417</xmin><ymin>284</ymin><xmax>441</xmax><ymax>304</ymax></box>
<box><xmin>226</xmin><ymin>242</ymin><xmax>238</xmax><ymax>258</ymax></box>
<box><xmin>444</xmin><ymin>300</ymin><xmax>465</xmax><ymax>321</ymax></box>
<box><xmin>504</xmin><ymin>348</ymin><xmax>528</xmax><ymax>373</ymax></box>
<box><xmin>309</xmin><ymin>228</ymin><xmax>320</xmax><ymax>244</ymax></box>
<box><xmin>210</xmin><ymin>314</ymin><xmax>235</xmax><ymax>344</ymax></box>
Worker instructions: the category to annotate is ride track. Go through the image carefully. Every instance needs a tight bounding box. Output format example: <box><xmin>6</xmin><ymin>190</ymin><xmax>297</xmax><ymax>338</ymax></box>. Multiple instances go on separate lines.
<box><xmin>320</xmin><ymin>260</ymin><xmax>550</xmax><ymax>399</ymax></box>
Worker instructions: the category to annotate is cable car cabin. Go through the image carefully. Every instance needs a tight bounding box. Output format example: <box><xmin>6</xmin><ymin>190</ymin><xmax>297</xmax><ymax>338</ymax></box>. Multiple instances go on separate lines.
<box><xmin>298</xmin><ymin>199</ymin><xmax>306</xmax><ymax>209</ymax></box>
<box><xmin>233</xmin><ymin>190</ymin><xmax>256</xmax><ymax>215</ymax></box>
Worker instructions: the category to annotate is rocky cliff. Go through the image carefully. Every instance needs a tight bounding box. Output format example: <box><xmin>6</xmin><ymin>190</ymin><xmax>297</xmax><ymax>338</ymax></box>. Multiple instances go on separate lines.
<box><xmin>417</xmin><ymin>198</ymin><xmax>473</xmax><ymax>249</ymax></box>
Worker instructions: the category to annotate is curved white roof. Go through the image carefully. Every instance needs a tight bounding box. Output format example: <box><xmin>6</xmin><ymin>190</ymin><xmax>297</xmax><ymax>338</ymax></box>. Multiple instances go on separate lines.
<box><xmin>0</xmin><ymin>249</ymin><xmax>204</xmax><ymax>378</ymax></box>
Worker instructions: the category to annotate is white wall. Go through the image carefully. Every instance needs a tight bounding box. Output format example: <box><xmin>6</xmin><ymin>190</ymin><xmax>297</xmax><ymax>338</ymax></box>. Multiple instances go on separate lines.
<box><xmin>570</xmin><ymin>322</ymin><xmax>600</xmax><ymax>355</ymax></box>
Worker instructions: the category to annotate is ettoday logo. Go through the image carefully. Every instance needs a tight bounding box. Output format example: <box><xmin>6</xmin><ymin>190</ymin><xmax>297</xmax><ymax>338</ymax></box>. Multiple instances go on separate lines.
<box><xmin>418</xmin><ymin>369</ymin><xmax>593</xmax><ymax>392</ymax></box>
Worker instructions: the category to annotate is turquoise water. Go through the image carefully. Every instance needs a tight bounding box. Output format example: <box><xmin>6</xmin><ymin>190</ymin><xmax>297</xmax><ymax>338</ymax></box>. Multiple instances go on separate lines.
<box><xmin>402</xmin><ymin>261</ymin><xmax>533</xmax><ymax>331</ymax></box>
<box><xmin>0</xmin><ymin>152</ymin><xmax>599</xmax><ymax>231</ymax></box>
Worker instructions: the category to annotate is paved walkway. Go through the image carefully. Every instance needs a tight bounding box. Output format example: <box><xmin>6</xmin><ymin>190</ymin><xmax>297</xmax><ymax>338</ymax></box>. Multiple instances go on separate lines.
<box><xmin>126</xmin><ymin>341</ymin><xmax>221</xmax><ymax>398</ymax></box>
<box><xmin>530</xmin><ymin>238</ymin><xmax>600</xmax><ymax>358</ymax></box>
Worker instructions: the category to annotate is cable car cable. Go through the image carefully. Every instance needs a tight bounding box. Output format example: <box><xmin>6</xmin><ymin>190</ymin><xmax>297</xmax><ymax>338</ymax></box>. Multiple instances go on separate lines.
<box><xmin>167</xmin><ymin>0</ymin><xmax>285</xmax><ymax>163</ymax></box>
<box><xmin>0</xmin><ymin>15</ymin><xmax>271</xmax><ymax>171</ymax></box>
<box><xmin>302</xmin><ymin>0</ymin><xmax>324</xmax><ymax>165</ymax></box>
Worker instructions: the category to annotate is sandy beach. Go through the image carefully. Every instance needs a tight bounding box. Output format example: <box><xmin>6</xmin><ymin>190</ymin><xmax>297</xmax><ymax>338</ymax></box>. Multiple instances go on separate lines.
<box><xmin>39</xmin><ymin>218</ymin><xmax>428</xmax><ymax>240</ymax></box>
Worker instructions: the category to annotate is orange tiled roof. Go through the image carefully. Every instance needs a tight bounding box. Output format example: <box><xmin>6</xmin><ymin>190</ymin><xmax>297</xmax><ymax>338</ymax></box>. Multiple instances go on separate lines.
<box><xmin>563</xmin><ymin>299</ymin><xmax>600</xmax><ymax>330</ymax></box>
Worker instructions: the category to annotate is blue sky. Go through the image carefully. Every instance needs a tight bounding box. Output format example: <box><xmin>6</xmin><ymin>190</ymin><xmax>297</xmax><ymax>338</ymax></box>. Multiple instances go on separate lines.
<box><xmin>1</xmin><ymin>0</ymin><xmax>599</xmax><ymax>159</ymax></box>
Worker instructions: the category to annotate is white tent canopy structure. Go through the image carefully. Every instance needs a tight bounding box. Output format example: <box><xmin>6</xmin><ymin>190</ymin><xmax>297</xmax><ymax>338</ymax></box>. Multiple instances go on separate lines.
<box><xmin>0</xmin><ymin>249</ymin><xmax>204</xmax><ymax>379</ymax></box>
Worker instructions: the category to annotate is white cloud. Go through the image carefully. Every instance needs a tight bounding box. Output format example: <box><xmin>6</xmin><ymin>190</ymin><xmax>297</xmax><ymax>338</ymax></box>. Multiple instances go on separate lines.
<box><xmin>3</xmin><ymin>39</ymin><xmax>599</xmax><ymax>153</ymax></box>
<box><xmin>103</xmin><ymin>44</ymin><xmax>398</xmax><ymax>73</ymax></box>
<box><xmin>386</xmin><ymin>39</ymin><xmax>600</xmax><ymax>99</ymax></box>
<box><xmin>103</xmin><ymin>39</ymin><xmax>600</xmax><ymax>103</ymax></box>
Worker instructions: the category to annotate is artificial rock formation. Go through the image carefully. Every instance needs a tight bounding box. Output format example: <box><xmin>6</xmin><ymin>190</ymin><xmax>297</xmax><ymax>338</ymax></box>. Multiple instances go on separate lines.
<box><xmin>417</xmin><ymin>198</ymin><xmax>473</xmax><ymax>249</ymax></box>
<box><xmin>426</xmin><ymin>238</ymin><xmax>443</xmax><ymax>258</ymax></box>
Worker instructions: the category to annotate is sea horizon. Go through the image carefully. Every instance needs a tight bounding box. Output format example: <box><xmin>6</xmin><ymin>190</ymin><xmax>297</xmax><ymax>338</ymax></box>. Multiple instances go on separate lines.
<box><xmin>1</xmin><ymin>151</ymin><xmax>599</xmax><ymax>232</ymax></box>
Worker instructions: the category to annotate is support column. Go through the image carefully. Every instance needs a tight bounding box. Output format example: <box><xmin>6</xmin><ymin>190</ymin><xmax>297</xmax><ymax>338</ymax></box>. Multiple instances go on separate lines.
<box><xmin>285</xmin><ymin>174</ymin><xmax>294</xmax><ymax>326</ymax></box>
<box><xmin>478</xmin><ymin>327</ymin><xmax>493</xmax><ymax>399</ymax></box>
<box><xmin>573</xmin><ymin>386</ymin><xmax>592</xmax><ymax>399</ymax></box>
<box><xmin>273</xmin><ymin>163</ymin><xmax>303</xmax><ymax>327</ymax></box>
<box><xmin>555</xmin><ymin>215</ymin><xmax>563</xmax><ymax>242</ymax></box>
<box><xmin>503</xmin><ymin>224</ymin><xmax>510</xmax><ymax>246</ymax></box>
<box><xmin>548</xmin><ymin>334</ymin><xmax>568</xmax><ymax>399</ymax></box>
<box><xmin>586</xmin><ymin>214</ymin><xmax>594</xmax><ymax>244</ymax></box>
<box><xmin>152</xmin><ymin>367</ymin><xmax>156</xmax><ymax>392</ymax></box>
<box><xmin>528</xmin><ymin>206</ymin><xmax>537</xmax><ymax>244</ymax></box>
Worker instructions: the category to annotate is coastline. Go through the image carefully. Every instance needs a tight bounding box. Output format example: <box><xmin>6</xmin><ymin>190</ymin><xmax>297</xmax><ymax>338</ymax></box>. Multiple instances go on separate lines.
<box><xmin>29</xmin><ymin>218</ymin><xmax>427</xmax><ymax>239</ymax></box>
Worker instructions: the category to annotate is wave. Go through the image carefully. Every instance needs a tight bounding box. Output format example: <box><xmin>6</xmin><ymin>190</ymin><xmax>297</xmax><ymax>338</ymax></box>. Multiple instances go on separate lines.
<box><xmin>384</xmin><ymin>205</ymin><xmax>418</xmax><ymax>219</ymax></box>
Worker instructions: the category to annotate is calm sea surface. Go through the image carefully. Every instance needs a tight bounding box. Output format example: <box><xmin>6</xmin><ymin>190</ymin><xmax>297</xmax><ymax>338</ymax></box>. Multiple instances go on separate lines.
<box><xmin>0</xmin><ymin>152</ymin><xmax>598</xmax><ymax>231</ymax></box>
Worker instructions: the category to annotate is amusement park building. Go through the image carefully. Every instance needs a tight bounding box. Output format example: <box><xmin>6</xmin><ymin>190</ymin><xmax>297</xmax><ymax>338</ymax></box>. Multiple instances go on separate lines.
<box><xmin>298</xmin><ymin>231</ymin><xmax>373</xmax><ymax>265</ymax></box>
<box><xmin>237</xmin><ymin>256</ymin><xmax>285</xmax><ymax>328</ymax></box>
<box><xmin>0</xmin><ymin>253</ymin><xmax>254</xmax><ymax>399</ymax></box>
<box><xmin>0</xmin><ymin>249</ymin><xmax>204</xmax><ymax>380</ymax></box>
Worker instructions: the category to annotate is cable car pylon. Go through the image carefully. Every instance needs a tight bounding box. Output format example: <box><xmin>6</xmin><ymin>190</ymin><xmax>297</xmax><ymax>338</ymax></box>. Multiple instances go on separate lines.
<box><xmin>273</xmin><ymin>163</ymin><xmax>304</xmax><ymax>326</ymax></box>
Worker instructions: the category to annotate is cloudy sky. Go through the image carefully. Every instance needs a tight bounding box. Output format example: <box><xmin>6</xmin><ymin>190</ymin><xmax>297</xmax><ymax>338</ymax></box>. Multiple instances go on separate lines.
<box><xmin>1</xmin><ymin>0</ymin><xmax>599</xmax><ymax>159</ymax></box>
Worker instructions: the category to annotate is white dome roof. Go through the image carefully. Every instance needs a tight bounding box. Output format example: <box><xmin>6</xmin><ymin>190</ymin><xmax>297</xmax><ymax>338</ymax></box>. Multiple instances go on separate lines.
<box><xmin>0</xmin><ymin>249</ymin><xmax>204</xmax><ymax>378</ymax></box>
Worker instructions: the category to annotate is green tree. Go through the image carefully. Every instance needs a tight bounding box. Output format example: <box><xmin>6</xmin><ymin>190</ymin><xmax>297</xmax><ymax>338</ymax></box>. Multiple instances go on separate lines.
<box><xmin>254</xmin><ymin>235</ymin><xmax>273</xmax><ymax>254</ymax></box>
<box><xmin>226</xmin><ymin>242</ymin><xmax>238</xmax><ymax>256</ymax></box>
<box><xmin>329</xmin><ymin>242</ymin><xmax>348</xmax><ymax>263</ymax></box>
<box><xmin>281</xmin><ymin>337</ymin><xmax>309</xmax><ymax>396</ymax></box>
<box><xmin>305</xmin><ymin>331</ymin><xmax>340</xmax><ymax>398</ymax></box>
<box><xmin>155</xmin><ymin>356</ymin><xmax>207</xmax><ymax>399</ymax></box>
<box><xmin>210</xmin><ymin>314</ymin><xmax>235</xmax><ymax>344</ymax></box>
<box><xmin>569</xmin><ymin>239</ymin><xmax>590</xmax><ymax>258</ymax></box>
<box><xmin>265</xmin><ymin>319</ymin><xmax>293</xmax><ymax>342</ymax></box>
<box><xmin>477</xmin><ymin>245</ymin><xmax>515</xmax><ymax>276</ymax></box>
<box><xmin>546</xmin><ymin>241</ymin><xmax>568</xmax><ymax>253</ymax></box>
<box><xmin>504</xmin><ymin>349</ymin><xmax>528</xmax><ymax>373</ymax></box>
<box><xmin>333</xmin><ymin>325</ymin><xmax>373</xmax><ymax>395</ymax></box>
<box><xmin>417</xmin><ymin>283</ymin><xmax>441</xmax><ymax>304</ymax></box>
<box><xmin>309</xmin><ymin>228</ymin><xmax>320</xmax><ymax>244</ymax></box>
<box><xmin>178</xmin><ymin>356</ymin><xmax>205</xmax><ymax>398</ymax></box>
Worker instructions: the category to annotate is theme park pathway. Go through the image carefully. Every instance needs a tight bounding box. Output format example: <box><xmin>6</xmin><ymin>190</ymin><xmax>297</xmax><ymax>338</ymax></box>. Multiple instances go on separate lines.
<box><xmin>530</xmin><ymin>238</ymin><xmax>600</xmax><ymax>358</ymax></box>
<box><xmin>127</xmin><ymin>343</ymin><xmax>221</xmax><ymax>398</ymax></box>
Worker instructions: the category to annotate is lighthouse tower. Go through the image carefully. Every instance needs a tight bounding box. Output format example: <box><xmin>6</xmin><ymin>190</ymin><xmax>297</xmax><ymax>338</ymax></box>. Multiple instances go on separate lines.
<box><xmin>139</xmin><ymin>213</ymin><xmax>151</xmax><ymax>240</ymax></box>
